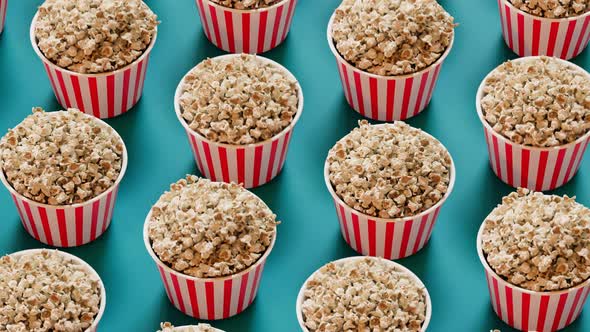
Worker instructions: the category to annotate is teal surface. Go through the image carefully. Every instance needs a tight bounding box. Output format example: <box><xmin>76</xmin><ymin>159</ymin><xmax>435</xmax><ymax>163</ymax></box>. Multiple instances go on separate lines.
<box><xmin>0</xmin><ymin>1</ymin><xmax>589</xmax><ymax>331</ymax></box>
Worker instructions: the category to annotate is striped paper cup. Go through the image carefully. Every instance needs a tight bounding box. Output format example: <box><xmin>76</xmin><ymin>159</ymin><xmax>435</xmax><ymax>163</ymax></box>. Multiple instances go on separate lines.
<box><xmin>296</xmin><ymin>256</ymin><xmax>432</xmax><ymax>331</ymax></box>
<box><xmin>477</xmin><ymin>222</ymin><xmax>590</xmax><ymax>332</ymax></box>
<box><xmin>30</xmin><ymin>13</ymin><xmax>157</xmax><ymax>119</ymax></box>
<box><xmin>0</xmin><ymin>0</ymin><xmax>6</xmax><ymax>34</ymax></box>
<box><xmin>195</xmin><ymin>0</ymin><xmax>297</xmax><ymax>54</ymax></box>
<box><xmin>9</xmin><ymin>249</ymin><xmax>107</xmax><ymax>332</ymax></box>
<box><xmin>476</xmin><ymin>57</ymin><xmax>590</xmax><ymax>192</ymax></box>
<box><xmin>0</xmin><ymin>113</ymin><xmax>128</xmax><ymax>247</ymax></box>
<box><xmin>327</xmin><ymin>13</ymin><xmax>454</xmax><ymax>122</ymax></box>
<box><xmin>174</xmin><ymin>54</ymin><xmax>303</xmax><ymax>189</ymax></box>
<box><xmin>324</xmin><ymin>126</ymin><xmax>456</xmax><ymax>259</ymax></box>
<box><xmin>143</xmin><ymin>210</ymin><xmax>277</xmax><ymax>320</ymax></box>
<box><xmin>497</xmin><ymin>0</ymin><xmax>590</xmax><ymax>60</ymax></box>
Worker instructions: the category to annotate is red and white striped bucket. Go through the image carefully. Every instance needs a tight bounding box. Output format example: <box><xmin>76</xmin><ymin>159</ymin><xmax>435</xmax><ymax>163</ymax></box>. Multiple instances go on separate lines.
<box><xmin>476</xmin><ymin>57</ymin><xmax>590</xmax><ymax>192</ymax></box>
<box><xmin>194</xmin><ymin>0</ymin><xmax>298</xmax><ymax>54</ymax></box>
<box><xmin>174</xmin><ymin>54</ymin><xmax>303</xmax><ymax>189</ymax></box>
<box><xmin>29</xmin><ymin>13</ymin><xmax>157</xmax><ymax>119</ymax></box>
<box><xmin>477</xmin><ymin>222</ymin><xmax>590</xmax><ymax>332</ymax></box>
<box><xmin>324</xmin><ymin>126</ymin><xmax>456</xmax><ymax>260</ymax></box>
<box><xmin>9</xmin><ymin>249</ymin><xmax>107</xmax><ymax>332</ymax></box>
<box><xmin>497</xmin><ymin>0</ymin><xmax>590</xmax><ymax>60</ymax></box>
<box><xmin>143</xmin><ymin>209</ymin><xmax>276</xmax><ymax>320</ymax></box>
<box><xmin>326</xmin><ymin>13</ymin><xmax>454</xmax><ymax>122</ymax></box>
<box><xmin>0</xmin><ymin>0</ymin><xmax>7</xmax><ymax>34</ymax></box>
<box><xmin>0</xmin><ymin>114</ymin><xmax>128</xmax><ymax>247</ymax></box>
<box><xmin>296</xmin><ymin>256</ymin><xmax>432</xmax><ymax>332</ymax></box>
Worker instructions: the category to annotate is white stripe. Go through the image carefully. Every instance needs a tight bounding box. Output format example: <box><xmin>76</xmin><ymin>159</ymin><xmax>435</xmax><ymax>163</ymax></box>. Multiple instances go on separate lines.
<box><xmin>113</xmin><ymin>69</ymin><xmax>124</xmax><ymax>117</ymax></box>
<box><xmin>97</xmin><ymin>76</ymin><xmax>108</xmax><ymax>118</ymax></box>
<box><xmin>392</xmin><ymin>77</ymin><xmax>405</xmax><ymax>120</ymax></box>
<box><xmin>233</xmin><ymin>12</ymin><xmax>243</xmax><ymax>53</ymax></box>
<box><xmin>244</xmin><ymin>146</ymin><xmax>255</xmax><ymax>188</ymax></box>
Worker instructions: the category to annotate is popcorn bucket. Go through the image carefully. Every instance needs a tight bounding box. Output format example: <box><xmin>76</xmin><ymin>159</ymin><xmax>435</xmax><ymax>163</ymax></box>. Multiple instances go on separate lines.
<box><xmin>30</xmin><ymin>13</ymin><xmax>157</xmax><ymax>119</ymax></box>
<box><xmin>497</xmin><ymin>0</ymin><xmax>590</xmax><ymax>60</ymax></box>
<box><xmin>324</xmin><ymin>125</ymin><xmax>456</xmax><ymax>260</ymax></box>
<box><xmin>476</xmin><ymin>57</ymin><xmax>590</xmax><ymax>192</ymax></box>
<box><xmin>195</xmin><ymin>0</ymin><xmax>298</xmax><ymax>54</ymax></box>
<box><xmin>0</xmin><ymin>114</ymin><xmax>128</xmax><ymax>247</ymax></box>
<box><xmin>296</xmin><ymin>256</ymin><xmax>432</xmax><ymax>332</ymax></box>
<box><xmin>0</xmin><ymin>0</ymin><xmax>7</xmax><ymax>34</ymax></box>
<box><xmin>477</xmin><ymin>222</ymin><xmax>590</xmax><ymax>332</ymax></box>
<box><xmin>326</xmin><ymin>13</ymin><xmax>454</xmax><ymax>122</ymax></box>
<box><xmin>174</xmin><ymin>54</ymin><xmax>303</xmax><ymax>189</ymax></box>
<box><xmin>143</xmin><ymin>209</ymin><xmax>277</xmax><ymax>320</ymax></box>
<box><xmin>8</xmin><ymin>249</ymin><xmax>107</xmax><ymax>332</ymax></box>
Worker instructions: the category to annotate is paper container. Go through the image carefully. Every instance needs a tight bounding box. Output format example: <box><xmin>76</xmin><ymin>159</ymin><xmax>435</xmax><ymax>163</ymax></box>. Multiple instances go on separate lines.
<box><xmin>0</xmin><ymin>0</ymin><xmax>6</xmax><ymax>34</ymax></box>
<box><xmin>195</xmin><ymin>0</ymin><xmax>298</xmax><ymax>54</ymax></box>
<box><xmin>497</xmin><ymin>0</ymin><xmax>590</xmax><ymax>60</ymax></box>
<box><xmin>143</xmin><ymin>208</ymin><xmax>277</xmax><ymax>320</ymax></box>
<box><xmin>324</xmin><ymin>124</ymin><xmax>455</xmax><ymax>259</ymax></box>
<box><xmin>477</xmin><ymin>221</ymin><xmax>590</xmax><ymax>331</ymax></box>
<box><xmin>174</xmin><ymin>54</ymin><xmax>303</xmax><ymax>189</ymax></box>
<box><xmin>476</xmin><ymin>56</ymin><xmax>590</xmax><ymax>192</ymax></box>
<box><xmin>166</xmin><ymin>326</ymin><xmax>224</xmax><ymax>332</ymax></box>
<box><xmin>30</xmin><ymin>13</ymin><xmax>157</xmax><ymax>119</ymax></box>
<box><xmin>296</xmin><ymin>256</ymin><xmax>432</xmax><ymax>331</ymax></box>
<box><xmin>8</xmin><ymin>249</ymin><xmax>107</xmax><ymax>332</ymax></box>
<box><xmin>326</xmin><ymin>13</ymin><xmax>454</xmax><ymax>122</ymax></box>
<box><xmin>0</xmin><ymin>112</ymin><xmax>128</xmax><ymax>247</ymax></box>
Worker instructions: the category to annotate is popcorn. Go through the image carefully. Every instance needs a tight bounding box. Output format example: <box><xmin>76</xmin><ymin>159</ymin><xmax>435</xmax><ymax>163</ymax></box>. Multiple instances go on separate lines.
<box><xmin>481</xmin><ymin>188</ymin><xmax>590</xmax><ymax>292</ymax></box>
<box><xmin>158</xmin><ymin>322</ymin><xmax>219</xmax><ymax>332</ymax></box>
<box><xmin>509</xmin><ymin>0</ymin><xmax>590</xmax><ymax>18</ymax></box>
<box><xmin>0</xmin><ymin>108</ymin><xmax>124</xmax><ymax>205</ymax></box>
<box><xmin>0</xmin><ymin>250</ymin><xmax>102</xmax><ymax>332</ymax></box>
<box><xmin>481</xmin><ymin>57</ymin><xmax>590</xmax><ymax>148</ymax></box>
<box><xmin>327</xmin><ymin>121</ymin><xmax>452</xmax><ymax>219</ymax></box>
<box><xmin>301</xmin><ymin>258</ymin><xmax>427</xmax><ymax>331</ymax></box>
<box><xmin>331</xmin><ymin>0</ymin><xmax>455</xmax><ymax>76</ymax></box>
<box><xmin>210</xmin><ymin>0</ymin><xmax>282</xmax><ymax>9</ymax></box>
<box><xmin>35</xmin><ymin>0</ymin><xmax>159</xmax><ymax>74</ymax></box>
<box><xmin>147</xmin><ymin>176</ymin><xmax>278</xmax><ymax>278</ymax></box>
<box><xmin>179</xmin><ymin>54</ymin><xmax>299</xmax><ymax>145</ymax></box>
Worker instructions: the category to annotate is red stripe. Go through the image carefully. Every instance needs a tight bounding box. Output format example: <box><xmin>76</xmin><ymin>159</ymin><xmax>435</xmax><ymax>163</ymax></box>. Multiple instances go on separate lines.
<box><xmin>170</xmin><ymin>274</ymin><xmax>186</xmax><ymax>313</ymax></box>
<box><xmin>158</xmin><ymin>267</ymin><xmax>174</xmax><ymax>302</ymax></box>
<box><xmin>398</xmin><ymin>220</ymin><xmax>413</xmax><ymax>258</ymax></box>
<box><xmin>75</xmin><ymin>206</ymin><xmax>84</xmax><ymax>246</ymax></box>
<box><xmin>70</xmin><ymin>76</ymin><xmax>86</xmax><ymax>113</ymax></box>
<box><xmin>517</xmin><ymin>13</ymin><xmax>525</xmax><ymax>56</ymax></box>
<box><xmin>237</xmin><ymin>273</ymin><xmax>249</xmax><ymax>313</ymax></box>
<box><xmin>186</xmin><ymin>279</ymin><xmax>200</xmax><ymax>318</ymax></box>
<box><xmin>492</xmin><ymin>135</ymin><xmax>502</xmax><ymax>179</ymax></box>
<box><xmin>386</xmin><ymin>80</ymin><xmax>396</xmax><ymax>121</ymax></box>
<box><xmin>573</xmin><ymin>16</ymin><xmax>590</xmax><ymax>56</ymax></box>
<box><xmin>102</xmin><ymin>191</ymin><xmax>113</xmax><ymax>233</ymax></box>
<box><xmin>20</xmin><ymin>200</ymin><xmax>40</xmax><ymax>238</ymax></box>
<box><xmin>424</xmin><ymin>207</ymin><xmax>441</xmax><ymax>244</ymax></box>
<box><xmin>414</xmin><ymin>71</ymin><xmax>430</xmax><ymax>116</ymax></box>
<box><xmin>249</xmin><ymin>264</ymin><xmax>263</xmax><ymax>305</ymax></box>
<box><xmin>106</xmin><ymin>75</ymin><xmax>115</xmax><ymax>118</ymax></box>
<box><xmin>505</xmin><ymin>142</ymin><xmax>514</xmax><ymax>186</ymax></box>
<box><xmin>237</xmin><ymin>148</ymin><xmax>246</xmax><ymax>185</ymax></box>
<box><xmin>242</xmin><ymin>13</ymin><xmax>251</xmax><ymax>53</ymax></box>
<box><xmin>202</xmin><ymin>141</ymin><xmax>217</xmax><ymax>181</ymax></box>
<box><xmin>351</xmin><ymin>213</ymin><xmax>362</xmax><ymax>253</ymax></box>
<box><xmin>205</xmin><ymin>282</ymin><xmax>215</xmax><ymax>319</ymax></box>
<box><xmin>521</xmin><ymin>149</ymin><xmax>530</xmax><ymax>188</ymax></box>
<box><xmin>563</xmin><ymin>142</ymin><xmax>582</xmax><ymax>184</ymax></box>
<box><xmin>550</xmin><ymin>149</ymin><xmax>567</xmax><ymax>189</ymax></box>
<box><xmin>341</xmin><ymin>64</ymin><xmax>353</xmax><ymax>108</ymax></box>
<box><xmin>536</xmin><ymin>295</ymin><xmax>550</xmax><ymax>331</ymax></box>
<box><xmin>521</xmin><ymin>292</ymin><xmax>530</xmax><ymax>331</ymax></box>
<box><xmin>252</xmin><ymin>146</ymin><xmax>263</xmax><ymax>187</ymax></box>
<box><xmin>561</xmin><ymin>20</ymin><xmax>578</xmax><ymax>59</ymax></box>
<box><xmin>367</xmin><ymin>219</ymin><xmax>376</xmax><ymax>256</ymax></box>
<box><xmin>547</xmin><ymin>22</ymin><xmax>561</xmax><ymax>56</ymax></box>
<box><xmin>270</xmin><ymin>6</ymin><xmax>284</xmax><ymax>49</ymax></box>
<box><xmin>90</xmin><ymin>200</ymin><xmax>100</xmax><ymax>241</ymax></box>
<box><xmin>497</xmin><ymin>0</ymin><xmax>506</xmax><ymax>38</ymax></box>
<box><xmin>133</xmin><ymin>60</ymin><xmax>144</xmax><ymax>105</ymax></box>
<box><xmin>505</xmin><ymin>286</ymin><xmax>514</xmax><ymax>326</ymax></box>
<box><xmin>353</xmin><ymin>72</ymin><xmax>365</xmax><ymax>116</ymax></box>
<box><xmin>579</xmin><ymin>287</ymin><xmax>590</xmax><ymax>318</ymax></box>
<box><xmin>209</xmin><ymin>5</ymin><xmax>222</xmax><ymax>48</ymax></box>
<box><xmin>88</xmin><ymin>77</ymin><xmax>101</xmax><ymax>118</ymax></box>
<box><xmin>190</xmin><ymin>134</ymin><xmax>206</xmax><ymax>174</ymax></box>
<box><xmin>218</xmin><ymin>147</ymin><xmax>230</xmax><ymax>183</ymax></box>
<box><xmin>369</xmin><ymin>77</ymin><xmax>378</xmax><ymax>119</ymax></box>
<box><xmin>266</xmin><ymin>140</ymin><xmax>279</xmax><ymax>183</ymax></box>
<box><xmin>257</xmin><ymin>12</ymin><xmax>269</xmax><ymax>54</ymax></box>
<box><xmin>55</xmin><ymin>70</ymin><xmax>71</xmax><ymax>107</ymax></box>
<box><xmin>425</xmin><ymin>65</ymin><xmax>441</xmax><ymax>105</ymax></box>
<box><xmin>37</xmin><ymin>207</ymin><xmax>53</xmax><ymax>245</ymax></box>
<box><xmin>281</xmin><ymin>0</ymin><xmax>296</xmax><ymax>41</ymax></box>
<box><xmin>223</xmin><ymin>279</ymin><xmax>232</xmax><ymax>318</ymax></box>
<box><xmin>338</xmin><ymin>204</ymin><xmax>351</xmax><ymax>245</ymax></box>
<box><xmin>399</xmin><ymin>77</ymin><xmax>414</xmax><ymax>120</ymax></box>
<box><xmin>121</xmin><ymin>69</ymin><xmax>131</xmax><ymax>114</ymax></box>
<box><xmin>196</xmin><ymin>0</ymin><xmax>212</xmax><ymax>41</ymax></box>
<box><xmin>44</xmin><ymin>64</ymin><xmax>63</xmax><ymax>106</ymax></box>
<box><xmin>278</xmin><ymin>131</ymin><xmax>291</xmax><ymax>171</ymax></box>
<box><xmin>572</xmin><ymin>139</ymin><xmax>590</xmax><ymax>177</ymax></box>
<box><xmin>383</xmin><ymin>222</ymin><xmax>395</xmax><ymax>260</ymax></box>
<box><xmin>56</xmin><ymin>209</ymin><xmax>68</xmax><ymax>247</ymax></box>
<box><xmin>532</xmin><ymin>19</ymin><xmax>541</xmax><ymax>56</ymax></box>
<box><xmin>412</xmin><ymin>215</ymin><xmax>429</xmax><ymax>254</ymax></box>
<box><xmin>139</xmin><ymin>55</ymin><xmax>150</xmax><ymax>97</ymax></box>
<box><xmin>505</xmin><ymin>5</ymin><xmax>514</xmax><ymax>49</ymax></box>
<box><xmin>492</xmin><ymin>278</ymin><xmax>502</xmax><ymax>320</ymax></box>
<box><xmin>11</xmin><ymin>195</ymin><xmax>28</xmax><ymax>233</ymax></box>
<box><xmin>224</xmin><ymin>11</ymin><xmax>236</xmax><ymax>53</ymax></box>
<box><xmin>552</xmin><ymin>293</ymin><xmax>569</xmax><ymax>331</ymax></box>
<box><xmin>535</xmin><ymin>151</ymin><xmax>549</xmax><ymax>191</ymax></box>
<box><xmin>566</xmin><ymin>287</ymin><xmax>585</xmax><ymax>325</ymax></box>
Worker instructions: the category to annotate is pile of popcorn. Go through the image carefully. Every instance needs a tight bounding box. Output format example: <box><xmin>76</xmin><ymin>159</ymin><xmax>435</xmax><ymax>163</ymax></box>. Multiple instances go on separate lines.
<box><xmin>481</xmin><ymin>57</ymin><xmax>590</xmax><ymax>148</ymax></box>
<box><xmin>210</xmin><ymin>0</ymin><xmax>282</xmax><ymax>9</ymax></box>
<box><xmin>35</xmin><ymin>0</ymin><xmax>159</xmax><ymax>74</ymax></box>
<box><xmin>159</xmin><ymin>322</ymin><xmax>219</xmax><ymax>332</ymax></box>
<box><xmin>510</xmin><ymin>0</ymin><xmax>590</xmax><ymax>18</ymax></box>
<box><xmin>482</xmin><ymin>188</ymin><xmax>590</xmax><ymax>292</ymax></box>
<box><xmin>147</xmin><ymin>176</ymin><xmax>278</xmax><ymax>278</ymax></box>
<box><xmin>0</xmin><ymin>108</ymin><xmax>124</xmax><ymax>205</ymax></box>
<box><xmin>328</xmin><ymin>121</ymin><xmax>452</xmax><ymax>219</ymax></box>
<box><xmin>0</xmin><ymin>250</ymin><xmax>102</xmax><ymax>332</ymax></box>
<box><xmin>301</xmin><ymin>258</ymin><xmax>427</xmax><ymax>331</ymax></box>
<box><xmin>179</xmin><ymin>54</ymin><xmax>299</xmax><ymax>145</ymax></box>
<box><xmin>331</xmin><ymin>0</ymin><xmax>455</xmax><ymax>76</ymax></box>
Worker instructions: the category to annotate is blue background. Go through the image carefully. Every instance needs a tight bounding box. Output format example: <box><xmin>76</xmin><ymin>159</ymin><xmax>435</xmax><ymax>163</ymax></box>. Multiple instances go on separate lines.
<box><xmin>0</xmin><ymin>1</ymin><xmax>589</xmax><ymax>331</ymax></box>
